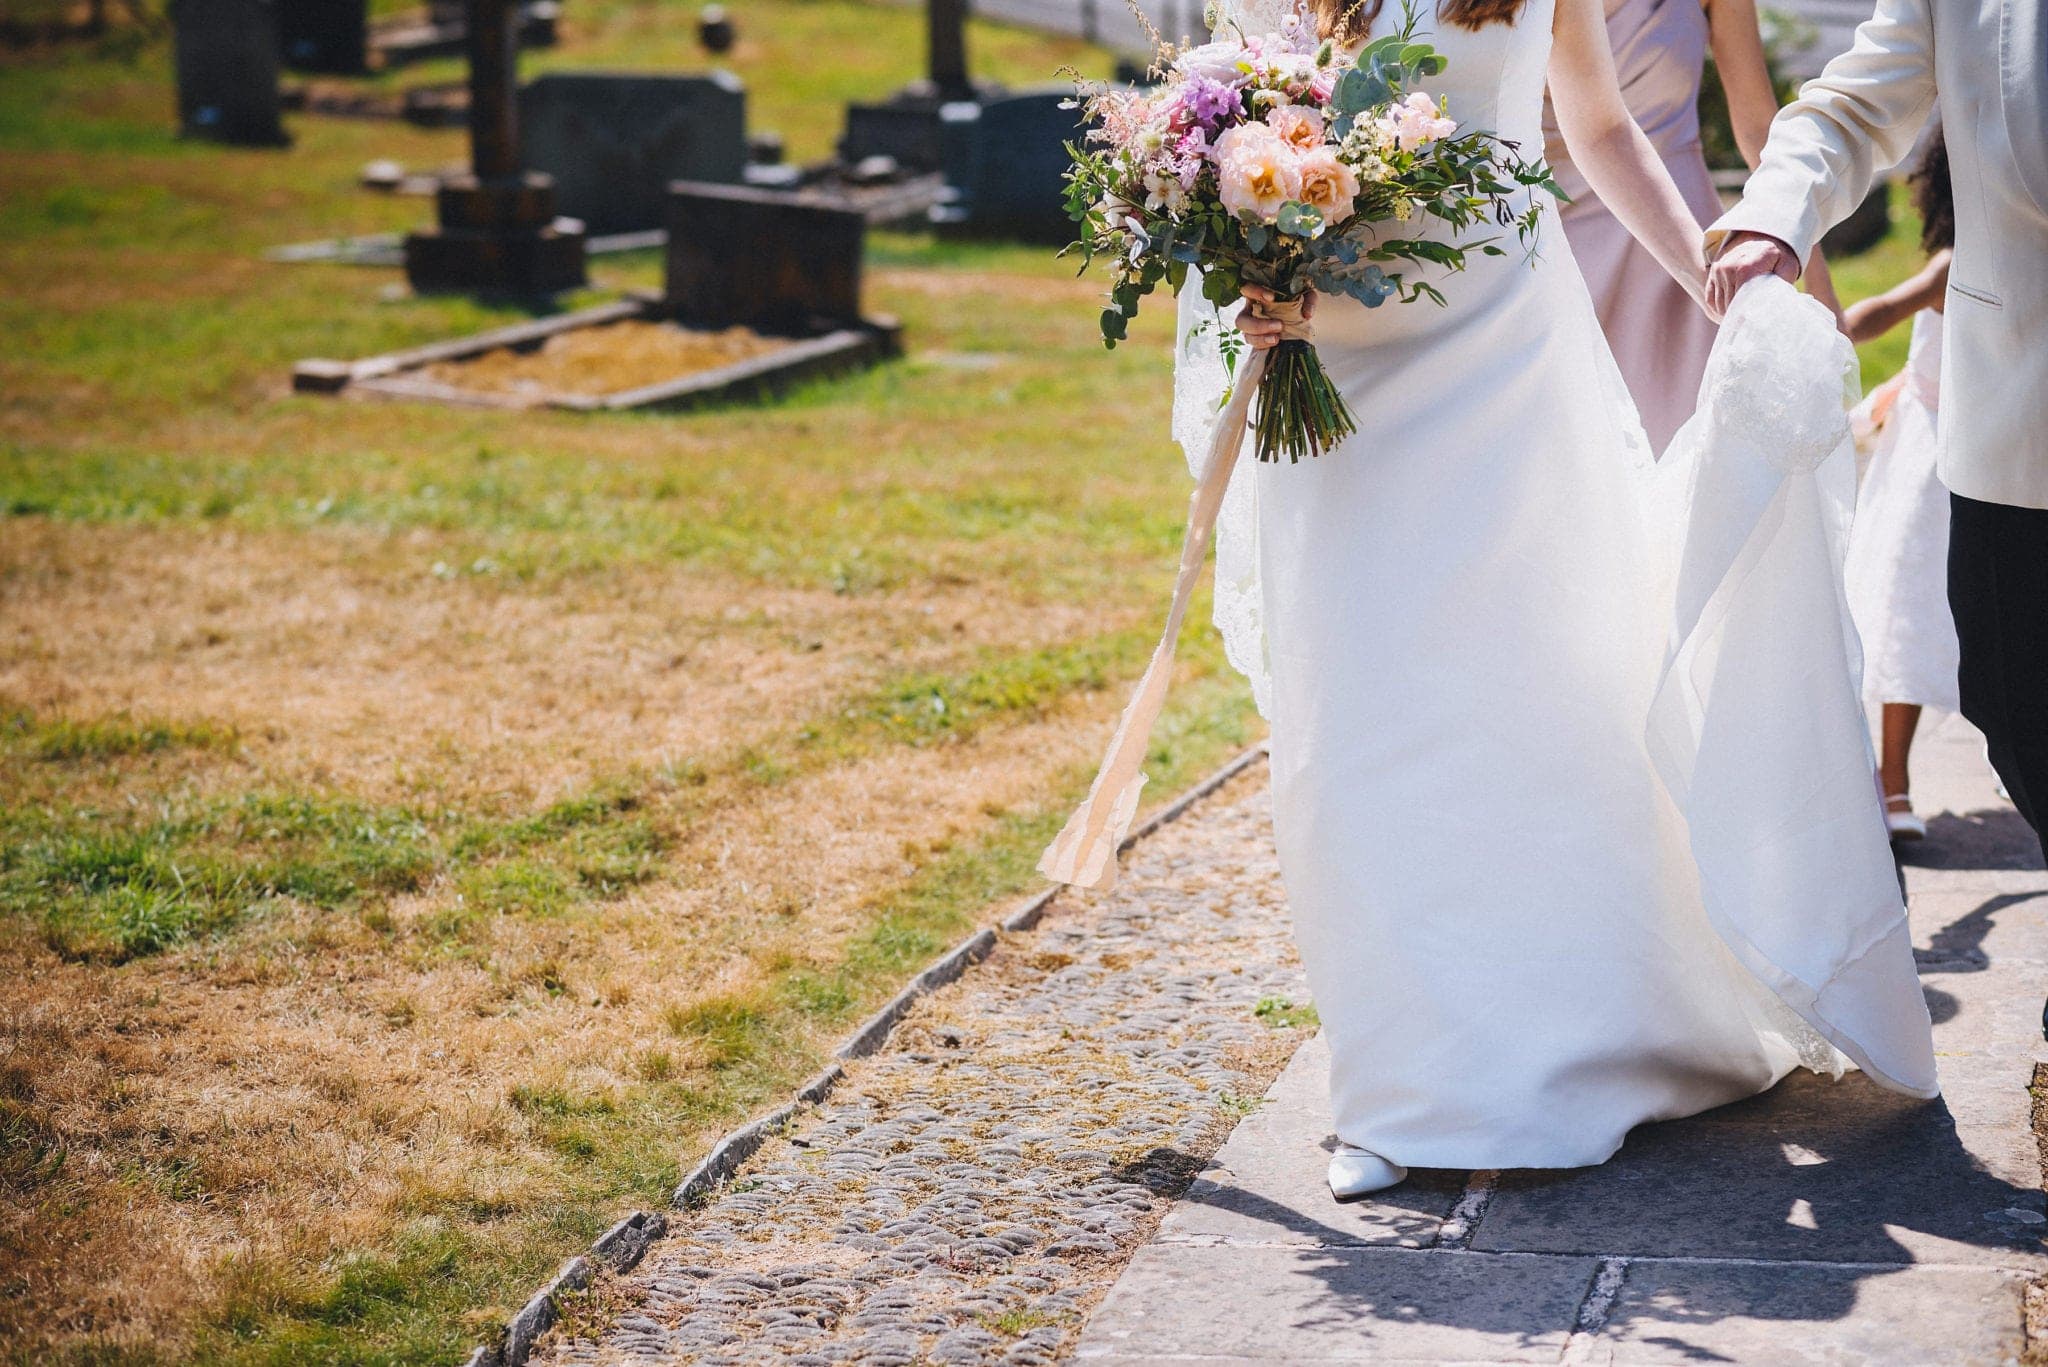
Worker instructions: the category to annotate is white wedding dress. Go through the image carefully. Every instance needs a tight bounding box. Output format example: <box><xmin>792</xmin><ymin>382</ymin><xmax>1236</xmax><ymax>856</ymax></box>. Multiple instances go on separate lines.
<box><xmin>1176</xmin><ymin>0</ymin><xmax>1940</xmax><ymax>1167</ymax></box>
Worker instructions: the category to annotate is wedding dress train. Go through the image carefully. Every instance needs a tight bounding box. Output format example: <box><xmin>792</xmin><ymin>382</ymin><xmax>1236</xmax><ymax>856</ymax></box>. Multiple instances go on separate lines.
<box><xmin>1138</xmin><ymin>0</ymin><xmax>1940</xmax><ymax>1169</ymax></box>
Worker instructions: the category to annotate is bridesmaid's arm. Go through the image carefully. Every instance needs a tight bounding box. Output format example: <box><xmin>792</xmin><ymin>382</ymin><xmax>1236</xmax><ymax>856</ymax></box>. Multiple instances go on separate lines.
<box><xmin>1705</xmin><ymin>0</ymin><xmax>1776</xmax><ymax>169</ymax></box>
<box><xmin>1705</xmin><ymin>0</ymin><xmax>1841</xmax><ymax>316</ymax></box>
<box><xmin>1548</xmin><ymin>0</ymin><xmax>1715</xmax><ymax>312</ymax></box>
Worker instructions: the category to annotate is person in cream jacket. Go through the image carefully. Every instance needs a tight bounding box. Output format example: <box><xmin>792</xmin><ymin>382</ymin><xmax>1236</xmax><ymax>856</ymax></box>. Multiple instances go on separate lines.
<box><xmin>1706</xmin><ymin>0</ymin><xmax>2048</xmax><ymax>858</ymax></box>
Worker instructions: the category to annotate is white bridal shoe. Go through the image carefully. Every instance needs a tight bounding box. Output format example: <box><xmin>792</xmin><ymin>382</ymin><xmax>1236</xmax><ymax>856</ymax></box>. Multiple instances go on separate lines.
<box><xmin>1885</xmin><ymin>794</ymin><xmax>1927</xmax><ymax>842</ymax></box>
<box><xmin>1327</xmin><ymin>1144</ymin><xmax>1407</xmax><ymax>1200</ymax></box>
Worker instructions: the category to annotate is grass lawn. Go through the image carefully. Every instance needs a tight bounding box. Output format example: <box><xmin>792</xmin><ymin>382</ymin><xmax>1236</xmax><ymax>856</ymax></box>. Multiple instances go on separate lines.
<box><xmin>0</xmin><ymin>7</ymin><xmax>1269</xmax><ymax>1365</ymax></box>
<box><xmin>0</xmin><ymin>5</ymin><xmax>1932</xmax><ymax>1359</ymax></box>
<box><xmin>1828</xmin><ymin>182</ymin><xmax>1933</xmax><ymax>389</ymax></box>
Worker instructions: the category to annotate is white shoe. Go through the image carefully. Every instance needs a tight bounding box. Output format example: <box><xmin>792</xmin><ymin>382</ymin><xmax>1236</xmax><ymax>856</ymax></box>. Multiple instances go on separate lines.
<box><xmin>1884</xmin><ymin>794</ymin><xmax>1926</xmax><ymax>842</ymax></box>
<box><xmin>1327</xmin><ymin>1144</ymin><xmax>1407</xmax><ymax>1201</ymax></box>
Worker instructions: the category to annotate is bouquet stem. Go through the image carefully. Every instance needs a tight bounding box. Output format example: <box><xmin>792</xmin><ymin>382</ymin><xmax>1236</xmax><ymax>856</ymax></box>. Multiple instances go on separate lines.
<box><xmin>1252</xmin><ymin>337</ymin><xmax>1357</xmax><ymax>463</ymax></box>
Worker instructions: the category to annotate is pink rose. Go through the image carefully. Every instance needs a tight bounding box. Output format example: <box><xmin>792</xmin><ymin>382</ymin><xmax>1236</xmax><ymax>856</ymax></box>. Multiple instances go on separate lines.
<box><xmin>1382</xmin><ymin>91</ymin><xmax>1457</xmax><ymax>152</ymax></box>
<box><xmin>1215</xmin><ymin>123</ymin><xmax>1302</xmax><ymax>223</ymax></box>
<box><xmin>1296</xmin><ymin>148</ymin><xmax>1360</xmax><ymax>221</ymax></box>
<box><xmin>1265</xmin><ymin>104</ymin><xmax>1325</xmax><ymax>153</ymax></box>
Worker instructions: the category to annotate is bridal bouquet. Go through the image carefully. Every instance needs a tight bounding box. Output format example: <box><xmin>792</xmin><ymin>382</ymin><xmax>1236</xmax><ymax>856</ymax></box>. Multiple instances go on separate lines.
<box><xmin>1063</xmin><ymin>3</ymin><xmax>1559</xmax><ymax>461</ymax></box>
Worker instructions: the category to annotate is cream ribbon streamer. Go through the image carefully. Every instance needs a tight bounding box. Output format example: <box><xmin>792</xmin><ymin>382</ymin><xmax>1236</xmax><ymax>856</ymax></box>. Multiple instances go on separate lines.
<box><xmin>1037</xmin><ymin>295</ymin><xmax>1306</xmax><ymax>889</ymax></box>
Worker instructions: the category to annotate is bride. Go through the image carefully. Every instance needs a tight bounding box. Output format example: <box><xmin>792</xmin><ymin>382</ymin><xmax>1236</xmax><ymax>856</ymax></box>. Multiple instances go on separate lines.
<box><xmin>1098</xmin><ymin>0</ymin><xmax>1942</xmax><ymax>1197</ymax></box>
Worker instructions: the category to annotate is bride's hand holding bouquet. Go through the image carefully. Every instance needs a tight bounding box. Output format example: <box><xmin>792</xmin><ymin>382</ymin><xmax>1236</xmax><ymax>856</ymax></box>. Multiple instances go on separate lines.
<box><xmin>1062</xmin><ymin>1</ymin><xmax>1560</xmax><ymax>462</ymax></box>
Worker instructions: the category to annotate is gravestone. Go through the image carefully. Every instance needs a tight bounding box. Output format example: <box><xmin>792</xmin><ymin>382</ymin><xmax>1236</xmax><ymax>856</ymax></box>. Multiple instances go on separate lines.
<box><xmin>278</xmin><ymin>0</ymin><xmax>368</xmax><ymax>74</ymax></box>
<box><xmin>520</xmin><ymin>71</ymin><xmax>747</xmax><ymax>234</ymax></box>
<box><xmin>840</xmin><ymin>97</ymin><xmax>948</xmax><ymax>173</ymax></box>
<box><xmin>405</xmin><ymin>0</ymin><xmax>585</xmax><ymax>294</ymax></box>
<box><xmin>930</xmin><ymin>89</ymin><xmax>1081</xmax><ymax>244</ymax></box>
<box><xmin>841</xmin><ymin>0</ymin><xmax>997</xmax><ymax>173</ymax></box>
<box><xmin>666</xmin><ymin>182</ymin><xmax>865</xmax><ymax>335</ymax></box>
<box><xmin>927</xmin><ymin>0</ymin><xmax>971</xmax><ymax>102</ymax></box>
<box><xmin>171</xmin><ymin>0</ymin><xmax>290</xmax><ymax>146</ymax></box>
<box><xmin>1821</xmin><ymin>184</ymin><xmax>1893</xmax><ymax>257</ymax></box>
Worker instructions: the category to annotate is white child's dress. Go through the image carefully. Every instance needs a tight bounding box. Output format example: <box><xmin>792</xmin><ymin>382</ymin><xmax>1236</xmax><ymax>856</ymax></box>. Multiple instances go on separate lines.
<box><xmin>1846</xmin><ymin>310</ymin><xmax>1959</xmax><ymax>713</ymax></box>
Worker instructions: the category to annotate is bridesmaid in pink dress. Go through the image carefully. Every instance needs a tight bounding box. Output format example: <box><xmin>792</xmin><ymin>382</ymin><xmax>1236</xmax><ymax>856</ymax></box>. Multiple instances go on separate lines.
<box><xmin>1542</xmin><ymin>0</ymin><xmax>1838</xmax><ymax>453</ymax></box>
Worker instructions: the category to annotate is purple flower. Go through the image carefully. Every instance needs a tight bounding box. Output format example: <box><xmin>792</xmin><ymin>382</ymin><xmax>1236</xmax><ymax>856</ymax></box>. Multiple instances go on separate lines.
<box><xmin>1175</xmin><ymin>128</ymin><xmax>1214</xmax><ymax>187</ymax></box>
<box><xmin>1181</xmin><ymin>74</ymin><xmax>1243</xmax><ymax>128</ymax></box>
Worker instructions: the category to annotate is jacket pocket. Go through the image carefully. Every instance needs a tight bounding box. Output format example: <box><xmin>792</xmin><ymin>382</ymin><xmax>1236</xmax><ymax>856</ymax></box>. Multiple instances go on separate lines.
<box><xmin>1950</xmin><ymin>280</ymin><xmax>2004</xmax><ymax>309</ymax></box>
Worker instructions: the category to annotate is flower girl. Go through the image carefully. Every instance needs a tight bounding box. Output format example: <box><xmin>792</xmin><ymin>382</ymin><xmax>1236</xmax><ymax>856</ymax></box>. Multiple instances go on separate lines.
<box><xmin>1843</xmin><ymin>131</ymin><xmax>1957</xmax><ymax>842</ymax></box>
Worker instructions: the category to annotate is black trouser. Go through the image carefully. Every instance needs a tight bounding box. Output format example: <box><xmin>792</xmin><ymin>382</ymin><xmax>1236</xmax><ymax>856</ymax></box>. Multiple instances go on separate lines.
<box><xmin>1948</xmin><ymin>491</ymin><xmax>2048</xmax><ymax>862</ymax></box>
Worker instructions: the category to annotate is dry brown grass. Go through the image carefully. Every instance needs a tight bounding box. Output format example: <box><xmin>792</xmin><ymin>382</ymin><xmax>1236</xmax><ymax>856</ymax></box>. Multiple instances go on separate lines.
<box><xmin>411</xmin><ymin>321</ymin><xmax>797</xmax><ymax>404</ymax></box>
<box><xmin>0</xmin><ymin>512</ymin><xmax>1230</xmax><ymax>1361</ymax></box>
<box><xmin>0</xmin><ymin>518</ymin><xmax>1123</xmax><ymax>809</ymax></box>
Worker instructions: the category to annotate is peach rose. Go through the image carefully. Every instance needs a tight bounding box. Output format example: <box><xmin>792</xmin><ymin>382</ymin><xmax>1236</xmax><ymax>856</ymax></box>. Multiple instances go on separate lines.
<box><xmin>1296</xmin><ymin>148</ymin><xmax>1360</xmax><ymax>221</ymax></box>
<box><xmin>1265</xmin><ymin>104</ymin><xmax>1326</xmax><ymax>153</ymax></box>
<box><xmin>1215</xmin><ymin>123</ymin><xmax>1302</xmax><ymax>223</ymax></box>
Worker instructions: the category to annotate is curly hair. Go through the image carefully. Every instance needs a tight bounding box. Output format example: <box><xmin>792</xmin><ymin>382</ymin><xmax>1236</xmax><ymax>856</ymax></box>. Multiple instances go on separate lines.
<box><xmin>1911</xmin><ymin>127</ymin><xmax>1954</xmax><ymax>254</ymax></box>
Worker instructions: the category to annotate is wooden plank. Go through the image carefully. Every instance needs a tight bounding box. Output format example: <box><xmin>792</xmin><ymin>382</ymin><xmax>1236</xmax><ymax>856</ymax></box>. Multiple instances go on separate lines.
<box><xmin>348</xmin><ymin>298</ymin><xmax>647</xmax><ymax>379</ymax></box>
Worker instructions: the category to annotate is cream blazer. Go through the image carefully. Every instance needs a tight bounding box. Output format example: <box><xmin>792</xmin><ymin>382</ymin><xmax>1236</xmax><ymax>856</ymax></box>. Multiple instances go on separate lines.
<box><xmin>1706</xmin><ymin>0</ymin><xmax>2048</xmax><ymax>509</ymax></box>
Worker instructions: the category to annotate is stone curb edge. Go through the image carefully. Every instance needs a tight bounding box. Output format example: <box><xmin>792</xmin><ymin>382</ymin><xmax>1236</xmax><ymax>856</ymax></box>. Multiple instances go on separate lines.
<box><xmin>460</xmin><ymin>741</ymin><xmax>1269</xmax><ymax>1367</ymax></box>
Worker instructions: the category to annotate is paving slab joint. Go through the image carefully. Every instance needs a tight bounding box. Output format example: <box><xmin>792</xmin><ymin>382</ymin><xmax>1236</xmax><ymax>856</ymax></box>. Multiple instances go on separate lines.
<box><xmin>1435</xmin><ymin>1169</ymin><xmax>1499</xmax><ymax>1250</ymax></box>
<box><xmin>1560</xmin><ymin>1256</ymin><xmax>1630</xmax><ymax>1364</ymax></box>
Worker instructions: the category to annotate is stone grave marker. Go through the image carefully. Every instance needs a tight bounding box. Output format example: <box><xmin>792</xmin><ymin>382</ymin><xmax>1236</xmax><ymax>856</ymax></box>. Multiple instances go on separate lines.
<box><xmin>404</xmin><ymin>0</ymin><xmax>585</xmax><ymax>294</ymax></box>
<box><xmin>278</xmin><ymin>0</ymin><xmax>368</xmax><ymax>74</ymax></box>
<box><xmin>520</xmin><ymin>71</ymin><xmax>747</xmax><ymax>234</ymax></box>
<box><xmin>840</xmin><ymin>97</ymin><xmax>948</xmax><ymax>174</ymax></box>
<box><xmin>171</xmin><ymin>0</ymin><xmax>290</xmax><ymax>146</ymax></box>
<box><xmin>931</xmin><ymin>88</ymin><xmax>1081</xmax><ymax>244</ymax></box>
<box><xmin>666</xmin><ymin>181</ymin><xmax>865</xmax><ymax>335</ymax></box>
<box><xmin>840</xmin><ymin>0</ymin><xmax>997</xmax><ymax>174</ymax></box>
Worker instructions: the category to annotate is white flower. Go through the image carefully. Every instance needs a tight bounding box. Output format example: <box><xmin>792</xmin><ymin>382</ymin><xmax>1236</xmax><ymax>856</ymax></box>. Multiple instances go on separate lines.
<box><xmin>1174</xmin><ymin>40</ymin><xmax>1250</xmax><ymax>85</ymax></box>
<box><xmin>1143</xmin><ymin>169</ymin><xmax>1189</xmax><ymax>212</ymax></box>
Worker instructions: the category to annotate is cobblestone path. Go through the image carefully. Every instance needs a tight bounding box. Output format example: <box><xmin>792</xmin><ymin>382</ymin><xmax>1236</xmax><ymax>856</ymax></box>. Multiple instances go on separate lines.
<box><xmin>534</xmin><ymin>771</ymin><xmax>1307</xmax><ymax>1366</ymax></box>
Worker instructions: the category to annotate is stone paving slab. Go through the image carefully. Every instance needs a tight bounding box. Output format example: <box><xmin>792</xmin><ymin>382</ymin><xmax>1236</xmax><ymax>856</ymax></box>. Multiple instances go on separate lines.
<box><xmin>1077</xmin><ymin>1244</ymin><xmax>1597</xmax><ymax>1363</ymax></box>
<box><xmin>529</xmin><ymin>773</ymin><xmax>1314</xmax><ymax>1366</ymax></box>
<box><xmin>1079</xmin><ymin>712</ymin><xmax>2048</xmax><ymax>1366</ymax></box>
<box><xmin>1468</xmin><ymin>1076</ymin><xmax>2048</xmax><ymax>1268</ymax></box>
<box><xmin>1588</xmin><ymin>1261</ymin><xmax>2030</xmax><ymax>1366</ymax></box>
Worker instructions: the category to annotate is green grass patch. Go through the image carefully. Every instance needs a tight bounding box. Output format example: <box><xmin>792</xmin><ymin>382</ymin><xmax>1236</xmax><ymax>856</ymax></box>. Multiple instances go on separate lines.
<box><xmin>0</xmin><ymin>765</ymin><xmax>677</xmax><ymax>962</ymax></box>
<box><xmin>7</xmin><ymin>707</ymin><xmax>240</xmax><ymax>762</ymax></box>
<box><xmin>1254</xmin><ymin>995</ymin><xmax>1319</xmax><ymax>1031</ymax></box>
<box><xmin>1830</xmin><ymin>180</ymin><xmax>1934</xmax><ymax>390</ymax></box>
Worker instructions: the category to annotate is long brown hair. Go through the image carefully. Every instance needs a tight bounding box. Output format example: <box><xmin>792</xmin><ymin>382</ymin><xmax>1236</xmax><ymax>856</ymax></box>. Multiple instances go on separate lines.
<box><xmin>1314</xmin><ymin>0</ymin><xmax>1527</xmax><ymax>44</ymax></box>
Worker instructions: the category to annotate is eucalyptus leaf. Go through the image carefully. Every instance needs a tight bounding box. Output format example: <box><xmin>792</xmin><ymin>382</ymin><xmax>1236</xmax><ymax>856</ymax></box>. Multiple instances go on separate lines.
<box><xmin>1276</xmin><ymin>201</ymin><xmax>1324</xmax><ymax>239</ymax></box>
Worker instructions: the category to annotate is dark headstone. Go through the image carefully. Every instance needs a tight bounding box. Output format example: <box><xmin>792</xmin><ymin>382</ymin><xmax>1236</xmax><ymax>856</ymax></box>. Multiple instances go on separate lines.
<box><xmin>665</xmin><ymin>181</ymin><xmax>865</xmax><ymax>335</ymax></box>
<box><xmin>1821</xmin><ymin>183</ymin><xmax>1893</xmax><ymax>258</ymax></box>
<box><xmin>931</xmin><ymin>89</ymin><xmax>1081</xmax><ymax>244</ymax></box>
<box><xmin>521</xmin><ymin>71</ymin><xmax>747</xmax><ymax>234</ymax></box>
<box><xmin>840</xmin><ymin>97</ymin><xmax>947</xmax><ymax>174</ymax></box>
<box><xmin>171</xmin><ymin>0</ymin><xmax>290</xmax><ymax>146</ymax></box>
<box><xmin>928</xmin><ymin>0</ymin><xmax>970</xmax><ymax>101</ymax></box>
<box><xmin>278</xmin><ymin>0</ymin><xmax>368</xmax><ymax>74</ymax></box>
<box><xmin>698</xmin><ymin>4</ymin><xmax>734</xmax><ymax>53</ymax></box>
<box><xmin>405</xmin><ymin>0</ymin><xmax>585</xmax><ymax>295</ymax></box>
